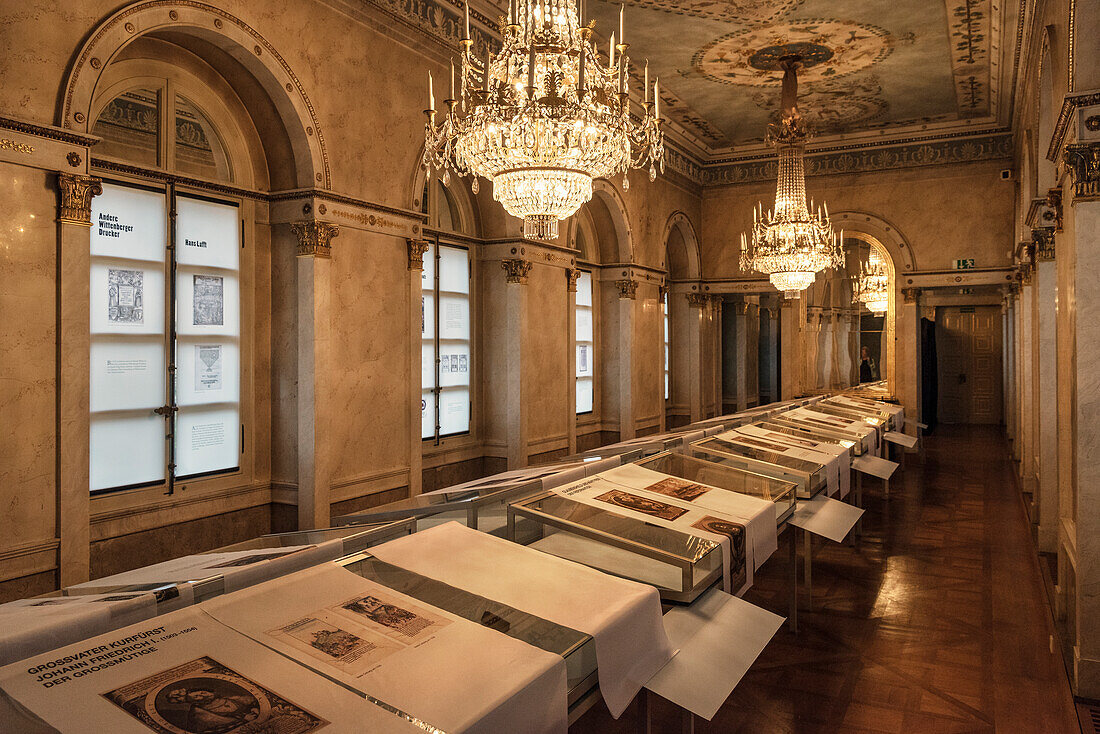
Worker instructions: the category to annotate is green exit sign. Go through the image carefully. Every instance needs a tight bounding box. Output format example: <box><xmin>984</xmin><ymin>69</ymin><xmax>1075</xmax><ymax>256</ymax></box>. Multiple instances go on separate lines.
<box><xmin>954</xmin><ymin>258</ymin><xmax>976</xmax><ymax>269</ymax></box>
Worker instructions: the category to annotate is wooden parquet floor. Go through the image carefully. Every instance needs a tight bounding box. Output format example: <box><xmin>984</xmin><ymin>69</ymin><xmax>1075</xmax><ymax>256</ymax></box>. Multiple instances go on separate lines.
<box><xmin>571</xmin><ymin>424</ymin><xmax>1080</xmax><ymax>733</ymax></box>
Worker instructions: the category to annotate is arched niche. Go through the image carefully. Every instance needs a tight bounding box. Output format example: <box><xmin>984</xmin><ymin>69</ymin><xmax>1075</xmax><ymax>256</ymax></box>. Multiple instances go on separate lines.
<box><xmin>662</xmin><ymin>211</ymin><xmax>701</xmax><ymax>280</ymax></box>
<box><xmin>568</xmin><ymin>206</ymin><xmax>600</xmax><ymax>264</ymax></box>
<box><xmin>591</xmin><ymin>179</ymin><xmax>633</xmax><ymax>264</ymax></box>
<box><xmin>61</xmin><ymin>0</ymin><xmax>326</xmax><ymax>191</ymax></box>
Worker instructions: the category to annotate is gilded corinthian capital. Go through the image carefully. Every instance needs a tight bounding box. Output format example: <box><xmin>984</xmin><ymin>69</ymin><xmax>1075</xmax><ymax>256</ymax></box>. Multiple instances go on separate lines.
<box><xmin>58</xmin><ymin>173</ymin><xmax>102</xmax><ymax>225</ymax></box>
<box><xmin>292</xmin><ymin>220</ymin><xmax>339</xmax><ymax>258</ymax></box>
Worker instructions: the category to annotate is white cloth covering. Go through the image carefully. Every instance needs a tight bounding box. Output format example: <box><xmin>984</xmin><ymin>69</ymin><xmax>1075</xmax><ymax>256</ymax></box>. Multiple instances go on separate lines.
<box><xmin>596</xmin><ymin>463</ymin><xmax>777</xmax><ymax>572</ymax></box>
<box><xmin>368</xmin><ymin>522</ymin><xmax>675</xmax><ymax>719</ymax></box>
<box><xmin>69</xmin><ymin>544</ymin><xmax>336</xmax><ymax>595</ymax></box>
<box><xmin>204</xmin><ymin>563</ymin><xmax>567</xmax><ymax>734</ymax></box>
<box><xmin>733</xmin><ymin>425</ymin><xmax>851</xmax><ymax>499</ymax></box>
<box><xmin>0</xmin><ymin>590</ymin><xmax>163</xmax><ymax>667</ymax></box>
<box><xmin>0</xmin><ymin>606</ymin><xmax>425</xmax><ymax>733</ymax></box>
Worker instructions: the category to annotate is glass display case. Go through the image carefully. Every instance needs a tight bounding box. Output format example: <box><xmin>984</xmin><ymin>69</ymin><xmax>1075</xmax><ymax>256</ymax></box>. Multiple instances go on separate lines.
<box><xmin>773</xmin><ymin>410</ymin><xmax>876</xmax><ymax>453</ymax></box>
<box><xmin>333</xmin><ymin>481</ymin><xmax>544</xmax><ymax>535</ymax></box>
<box><xmin>804</xmin><ymin>403</ymin><xmax>886</xmax><ymax>436</ymax></box>
<box><xmin>826</xmin><ymin>395</ymin><xmax>904</xmax><ymax>430</ymax></box>
<box><xmin>507</xmin><ymin>492</ymin><xmax>724</xmax><ymax>603</ymax></box>
<box><xmin>758</xmin><ymin>420</ymin><xmax>859</xmax><ymax>457</ymax></box>
<box><xmin>39</xmin><ymin>520</ymin><xmax>417</xmax><ymax>605</ymax></box>
<box><xmin>338</xmin><ymin>552</ymin><xmax>599</xmax><ymax>708</ymax></box>
<box><xmin>688</xmin><ymin>436</ymin><xmax>828</xmax><ymax>499</ymax></box>
<box><xmin>633</xmin><ymin>451</ymin><xmax>796</xmax><ymax>524</ymax></box>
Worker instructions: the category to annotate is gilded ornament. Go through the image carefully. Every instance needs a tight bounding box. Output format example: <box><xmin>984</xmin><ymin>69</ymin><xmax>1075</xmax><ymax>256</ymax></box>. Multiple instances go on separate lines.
<box><xmin>407</xmin><ymin>238</ymin><xmax>431</xmax><ymax>270</ymax></box>
<box><xmin>566</xmin><ymin>268</ymin><xmax>581</xmax><ymax>292</ymax></box>
<box><xmin>615</xmin><ymin>279</ymin><xmax>639</xmax><ymax>300</ymax></box>
<box><xmin>292</xmin><ymin>220</ymin><xmax>339</xmax><ymax>258</ymax></box>
<box><xmin>501</xmin><ymin>258</ymin><xmax>532</xmax><ymax>284</ymax></box>
<box><xmin>57</xmin><ymin>173</ymin><xmax>102</xmax><ymax>226</ymax></box>
<box><xmin>686</xmin><ymin>292</ymin><xmax>708</xmax><ymax>307</ymax></box>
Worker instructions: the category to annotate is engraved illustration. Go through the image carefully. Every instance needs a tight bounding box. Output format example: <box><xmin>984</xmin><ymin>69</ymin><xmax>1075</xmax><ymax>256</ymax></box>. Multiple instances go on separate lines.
<box><xmin>102</xmin><ymin>656</ymin><xmax>327</xmax><ymax>734</ymax></box>
<box><xmin>645</xmin><ymin>477</ymin><xmax>711</xmax><ymax>502</ymax></box>
<box><xmin>594</xmin><ymin>489</ymin><xmax>688</xmax><ymax>521</ymax></box>
<box><xmin>340</xmin><ymin>595</ymin><xmax>441</xmax><ymax>639</ymax></box>
<box><xmin>193</xmin><ymin>275</ymin><xmax>224</xmax><ymax>326</ymax></box>
<box><xmin>108</xmin><ymin>268</ymin><xmax>144</xmax><ymax>324</ymax></box>
<box><xmin>195</xmin><ymin>345</ymin><xmax>223</xmax><ymax>392</ymax></box>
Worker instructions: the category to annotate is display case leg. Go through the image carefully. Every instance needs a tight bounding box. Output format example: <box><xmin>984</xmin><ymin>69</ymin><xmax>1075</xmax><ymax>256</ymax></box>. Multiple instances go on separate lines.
<box><xmin>803</xmin><ymin>529</ymin><xmax>812</xmax><ymax>611</ymax></box>
<box><xmin>788</xmin><ymin>528</ymin><xmax>798</xmax><ymax>634</ymax></box>
<box><xmin>855</xmin><ymin>471</ymin><xmax>863</xmax><ymax>538</ymax></box>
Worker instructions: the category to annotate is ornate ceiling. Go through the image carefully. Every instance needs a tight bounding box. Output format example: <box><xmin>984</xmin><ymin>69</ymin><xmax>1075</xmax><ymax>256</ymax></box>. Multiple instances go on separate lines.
<box><xmin>588</xmin><ymin>0</ymin><xmax>1016</xmax><ymax>152</ymax></box>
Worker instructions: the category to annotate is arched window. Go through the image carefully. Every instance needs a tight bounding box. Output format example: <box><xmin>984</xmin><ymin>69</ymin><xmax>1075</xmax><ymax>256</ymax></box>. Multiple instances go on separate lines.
<box><xmin>87</xmin><ymin>54</ymin><xmax>255</xmax><ymax>495</ymax></box>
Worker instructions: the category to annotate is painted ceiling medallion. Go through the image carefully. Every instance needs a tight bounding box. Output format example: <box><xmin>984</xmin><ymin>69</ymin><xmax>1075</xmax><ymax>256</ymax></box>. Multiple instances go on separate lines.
<box><xmin>613</xmin><ymin>0</ymin><xmax>801</xmax><ymax>24</ymax></box>
<box><xmin>694</xmin><ymin>19</ymin><xmax>894</xmax><ymax>87</ymax></box>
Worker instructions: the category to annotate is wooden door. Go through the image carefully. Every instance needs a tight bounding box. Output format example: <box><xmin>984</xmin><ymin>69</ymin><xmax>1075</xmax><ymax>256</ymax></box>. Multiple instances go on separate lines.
<box><xmin>936</xmin><ymin>306</ymin><xmax>1003</xmax><ymax>424</ymax></box>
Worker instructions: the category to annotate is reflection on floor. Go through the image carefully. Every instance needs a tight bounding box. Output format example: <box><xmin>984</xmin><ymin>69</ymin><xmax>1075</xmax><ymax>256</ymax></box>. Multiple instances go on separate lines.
<box><xmin>572</xmin><ymin>424</ymin><xmax>1080</xmax><ymax>733</ymax></box>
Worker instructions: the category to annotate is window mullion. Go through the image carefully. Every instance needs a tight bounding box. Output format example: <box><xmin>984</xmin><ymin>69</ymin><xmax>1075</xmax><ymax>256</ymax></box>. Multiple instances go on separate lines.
<box><xmin>165</xmin><ymin>183</ymin><xmax>178</xmax><ymax>494</ymax></box>
<box><xmin>434</xmin><ymin>236</ymin><xmax>442</xmax><ymax>444</ymax></box>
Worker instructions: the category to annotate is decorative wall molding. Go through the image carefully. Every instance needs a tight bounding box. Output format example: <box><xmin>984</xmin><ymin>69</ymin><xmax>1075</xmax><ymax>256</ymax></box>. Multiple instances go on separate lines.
<box><xmin>501</xmin><ymin>258</ymin><xmax>532</xmax><ymax>284</ymax></box>
<box><xmin>292</xmin><ymin>220</ymin><xmax>340</xmax><ymax>258</ymax></box>
<box><xmin>57</xmin><ymin>173</ymin><xmax>102</xmax><ymax>225</ymax></box>
<box><xmin>1048</xmin><ymin>91</ymin><xmax>1100</xmax><ymax>162</ymax></box>
<box><xmin>1064</xmin><ymin>142</ymin><xmax>1100</xmax><ymax>200</ymax></box>
<box><xmin>901</xmin><ymin>287</ymin><xmax>922</xmax><ymax>303</ymax></box>
<box><xmin>406</xmin><ymin>238</ymin><xmax>430</xmax><ymax>270</ymax></box>
<box><xmin>0</xmin><ymin>114</ymin><xmax>99</xmax><ymax>147</ymax></box>
<box><xmin>1046</xmin><ymin>187</ymin><xmax>1063</xmax><ymax>232</ymax></box>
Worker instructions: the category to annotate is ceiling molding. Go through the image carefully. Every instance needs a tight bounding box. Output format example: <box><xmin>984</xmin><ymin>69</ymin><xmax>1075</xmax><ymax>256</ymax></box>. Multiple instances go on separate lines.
<box><xmin>703</xmin><ymin>130</ymin><xmax>1013</xmax><ymax>186</ymax></box>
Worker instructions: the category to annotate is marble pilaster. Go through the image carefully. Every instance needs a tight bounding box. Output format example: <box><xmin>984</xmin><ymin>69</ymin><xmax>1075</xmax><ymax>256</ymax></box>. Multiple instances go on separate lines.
<box><xmin>406</xmin><ymin>239</ymin><xmax>429</xmax><ymax>496</ymax></box>
<box><xmin>1036</xmin><ymin>255</ymin><xmax>1058</xmax><ymax>551</ymax></box>
<box><xmin>293</xmin><ymin>220</ymin><xmax>338</xmax><ymax>529</ymax></box>
<box><xmin>57</xmin><ymin>173</ymin><xmax>100</xmax><ymax>586</ymax></box>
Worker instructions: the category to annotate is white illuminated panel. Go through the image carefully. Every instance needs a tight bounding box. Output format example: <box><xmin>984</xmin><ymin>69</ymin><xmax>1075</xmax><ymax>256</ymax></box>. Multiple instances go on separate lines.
<box><xmin>173</xmin><ymin>195</ymin><xmax>240</xmax><ymax>479</ymax></box>
<box><xmin>176</xmin><ymin>340</ymin><xmax>240</xmax><ymax>407</ymax></box>
<box><xmin>90</xmin><ymin>413</ymin><xmax>166</xmax><ymax>491</ymax></box>
<box><xmin>421</xmin><ymin>389</ymin><xmax>436</xmax><ymax>440</ymax></box>
<box><xmin>89</xmin><ymin>183</ymin><xmax>168</xmax><ymax>492</ymax></box>
<box><xmin>90</xmin><ymin>184</ymin><xmax>167</xmax><ymax>262</ymax></box>
<box><xmin>439</xmin><ymin>387</ymin><xmax>470</xmax><ymax>436</ymax></box>
<box><xmin>576</xmin><ymin>271</ymin><xmax>594</xmax><ymax>413</ymax></box>
<box><xmin>175</xmin><ymin>406</ymin><xmax>240</xmax><ymax>478</ymax></box>
<box><xmin>175</xmin><ymin>196</ymin><xmax>240</xmax><ymax>270</ymax></box>
<box><xmin>175</xmin><ymin>270</ymin><xmax>240</xmax><ymax>336</ymax></box>
<box><xmin>89</xmin><ymin>339</ymin><xmax>164</xmax><ymax>413</ymax></box>
<box><xmin>90</xmin><ymin>261</ymin><xmax>165</xmax><ymax>335</ymax></box>
<box><xmin>577</xmin><ymin>376</ymin><xmax>594</xmax><ymax>415</ymax></box>
<box><xmin>663</xmin><ymin>292</ymin><xmax>670</xmax><ymax>400</ymax></box>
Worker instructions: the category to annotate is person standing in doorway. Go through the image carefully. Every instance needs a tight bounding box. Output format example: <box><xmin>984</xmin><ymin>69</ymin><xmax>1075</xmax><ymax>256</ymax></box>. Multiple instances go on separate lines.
<box><xmin>859</xmin><ymin>345</ymin><xmax>877</xmax><ymax>383</ymax></box>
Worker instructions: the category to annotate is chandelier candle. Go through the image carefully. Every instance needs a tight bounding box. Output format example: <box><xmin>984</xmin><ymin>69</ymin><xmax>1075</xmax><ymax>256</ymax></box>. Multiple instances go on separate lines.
<box><xmin>740</xmin><ymin>56</ymin><xmax>842</xmax><ymax>297</ymax></box>
<box><xmin>422</xmin><ymin>0</ymin><xmax>664</xmax><ymax>240</ymax></box>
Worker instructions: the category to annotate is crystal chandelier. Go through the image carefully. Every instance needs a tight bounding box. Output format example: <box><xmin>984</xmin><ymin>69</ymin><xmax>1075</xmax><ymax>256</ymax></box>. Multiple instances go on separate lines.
<box><xmin>422</xmin><ymin>0</ymin><xmax>664</xmax><ymax>240</ymax></box>
<box><xmin>740</xmin><ymin>56</ymin><xmax>842</xmax><ymax>297</ymax></box>
<box><xmin>855</xmin><ymin>245</ymin><xmax>890</xmax><ymax>315</ymax></box>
